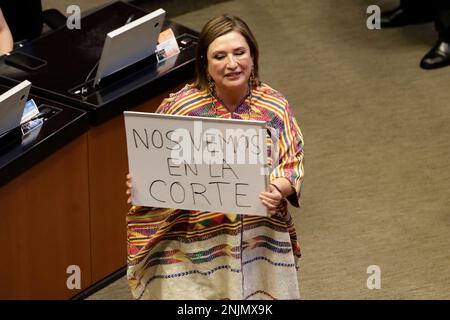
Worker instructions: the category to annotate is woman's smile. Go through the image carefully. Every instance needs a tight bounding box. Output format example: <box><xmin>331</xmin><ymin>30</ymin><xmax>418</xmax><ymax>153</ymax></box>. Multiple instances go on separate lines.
<box><xmin>207</xmin><ymin>31</ymin><xmax>253</xmax><ymax>95</ymax></box>
<box><xmin>224</xmin><ymin>71</ymin><xmax>243</xmax><ymax>80</ymax></box>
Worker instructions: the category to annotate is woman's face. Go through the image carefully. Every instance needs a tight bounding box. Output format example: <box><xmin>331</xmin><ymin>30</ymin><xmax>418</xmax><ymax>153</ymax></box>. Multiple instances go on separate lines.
<box><xmin>206</xmin><ymin>30</ymin><xmax>253</xmax><ymax>94</ymax></box>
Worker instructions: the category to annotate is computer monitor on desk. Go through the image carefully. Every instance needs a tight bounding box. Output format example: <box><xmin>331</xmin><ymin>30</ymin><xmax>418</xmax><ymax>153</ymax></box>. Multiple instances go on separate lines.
<box><xmin>0</xmin><ymin>80</ymin><xmax>31</xmax><ymax>138</ymax></box>
<box><xmin>93</xmin><ymin>8</ymin><xmax>166</xmax><ymax>87</ymax></box>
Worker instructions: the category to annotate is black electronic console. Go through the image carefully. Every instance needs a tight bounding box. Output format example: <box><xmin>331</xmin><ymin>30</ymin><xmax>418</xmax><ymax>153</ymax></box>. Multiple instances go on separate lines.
<box><xmin>69</xmin><ymin>53</ymin><xmax>158</xmax><ymax>97</ymax></box>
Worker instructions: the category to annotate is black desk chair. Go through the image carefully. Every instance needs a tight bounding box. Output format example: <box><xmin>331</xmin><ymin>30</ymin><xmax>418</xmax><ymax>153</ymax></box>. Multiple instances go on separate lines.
<box><xmin>1</xmin><ymin>0</ymin><xmax>66</xmax><ymax>47</ymax></box>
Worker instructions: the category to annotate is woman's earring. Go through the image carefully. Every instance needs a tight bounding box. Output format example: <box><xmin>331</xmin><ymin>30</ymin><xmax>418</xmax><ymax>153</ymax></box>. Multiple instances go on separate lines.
<box><xmin>207</xmin><ymin>74</ymin><xmax>215</xmax><ymax>94</ymax></box>
<box><xmin>249</xmin><ymin>67</ymin><xmax>256</xmax><ymax>88</ymax></box>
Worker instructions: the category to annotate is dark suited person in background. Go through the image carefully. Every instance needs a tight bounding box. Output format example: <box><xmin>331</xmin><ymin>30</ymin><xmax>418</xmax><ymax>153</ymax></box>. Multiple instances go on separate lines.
<box><xmin>381</xmin><ymin>0</ymin><xmax>450</xmax><ymax>69</ymax></box>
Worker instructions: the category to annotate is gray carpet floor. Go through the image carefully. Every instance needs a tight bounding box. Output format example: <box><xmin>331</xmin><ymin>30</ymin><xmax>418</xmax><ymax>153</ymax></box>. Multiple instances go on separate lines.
<box><xmin>43</xmin><ymin>0</ymin><xmax>450</xmax><ymax>300</ymax></box>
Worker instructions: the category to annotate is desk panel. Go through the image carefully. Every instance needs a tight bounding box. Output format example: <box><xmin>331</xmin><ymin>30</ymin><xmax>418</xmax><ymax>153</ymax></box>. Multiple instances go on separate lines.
<box><xmin>0</xmin><ymin>134</ymin><xmax>91</xmax><ymax>299</ymax></box>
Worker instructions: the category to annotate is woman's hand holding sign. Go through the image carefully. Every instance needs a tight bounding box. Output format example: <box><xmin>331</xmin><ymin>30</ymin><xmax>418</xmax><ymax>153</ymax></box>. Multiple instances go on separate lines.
<box><xmin>126</xmin><ymin>173</ymin><xmax>132</xmax><ymax>204</ymax></box>
<box><xmin>259</xmin><ymin>177</ymin><xmax>294</xmax><ymax>216</ymax></box>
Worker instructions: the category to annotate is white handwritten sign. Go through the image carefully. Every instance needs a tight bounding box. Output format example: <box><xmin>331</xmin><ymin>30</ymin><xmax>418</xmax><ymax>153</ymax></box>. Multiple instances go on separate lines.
<box><xmin>124</xmin><ymin>111</ymin><xmax>268</xmax><ymax>215</ymax></box>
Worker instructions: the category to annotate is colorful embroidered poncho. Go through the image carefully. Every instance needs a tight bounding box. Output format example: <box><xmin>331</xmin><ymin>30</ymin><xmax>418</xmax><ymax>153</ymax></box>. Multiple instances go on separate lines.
<box><xmin>127</xmin><ymin>83</ymin><xmax>305</xmax><ymax>299</ymax></box>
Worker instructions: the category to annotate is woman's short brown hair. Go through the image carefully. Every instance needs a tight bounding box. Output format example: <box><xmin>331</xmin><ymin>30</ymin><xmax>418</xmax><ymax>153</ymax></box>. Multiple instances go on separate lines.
<box><xmin>194</xmin><ymin>14</ymin><xmax>260</xmax><ymax>91</ymax></box>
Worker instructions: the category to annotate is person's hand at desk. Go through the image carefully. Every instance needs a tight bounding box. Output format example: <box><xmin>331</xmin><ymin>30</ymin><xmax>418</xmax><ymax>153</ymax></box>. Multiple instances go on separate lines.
<box><xmin>0</xmin><ymin>8</ymin><xmax>13</xmax><ymax>55</ymax></box>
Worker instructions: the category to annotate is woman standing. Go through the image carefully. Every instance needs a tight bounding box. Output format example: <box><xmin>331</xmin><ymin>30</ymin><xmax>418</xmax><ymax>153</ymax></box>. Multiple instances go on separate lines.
<box><xmin>126</xmin><ymin>14</ymin><xmax>305</xmax><ymax>300</ymax></box>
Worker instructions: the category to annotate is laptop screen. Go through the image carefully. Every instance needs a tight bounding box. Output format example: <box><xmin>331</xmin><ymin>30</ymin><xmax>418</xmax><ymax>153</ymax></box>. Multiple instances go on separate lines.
<box><xmin>94</xmin><ymin>8</ymin><xmax>166</xmax><ymax>86</ymax></box>
<box><xmin>0</xmin><ymin>80</ymin><xmax>31</xmax><ymax>137</ymax></box>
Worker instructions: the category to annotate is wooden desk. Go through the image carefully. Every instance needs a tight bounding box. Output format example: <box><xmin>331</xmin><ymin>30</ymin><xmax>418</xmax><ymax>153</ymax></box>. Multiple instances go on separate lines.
<box><xmin>0</xmin><ymin>1</ymin><xmax>197</xmax><ymax>299</ymax></box>
<box><xmin>0</xmin><ymin>134</ymin><xmax>91</xmax><ymax>299</ymax></box>
<box><xmin>0</xmin><ymin>82</ymin><xmax>188</xmax><ymax>300</ymax></box>
<box><xmin>0</xmin><ymin>88</ymin><xmax>90</xmax><ymax>299</ymax></box>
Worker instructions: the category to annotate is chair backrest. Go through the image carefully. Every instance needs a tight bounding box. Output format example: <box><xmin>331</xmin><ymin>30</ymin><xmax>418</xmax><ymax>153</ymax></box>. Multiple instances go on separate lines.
<box><xmin>0</xmin><ymin>0</ymin><xmax>43</xmax><ymax>42</ymax></box>
<box><xmin>0</xmin><ymin>0</ymin><xmax>65</xmax><ymax>42</ymax></box>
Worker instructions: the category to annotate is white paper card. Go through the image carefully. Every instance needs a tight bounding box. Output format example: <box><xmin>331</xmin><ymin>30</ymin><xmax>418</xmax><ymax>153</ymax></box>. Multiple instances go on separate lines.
<box><xmin>156</xmin><ymin>28</ymin><xmax>180</xmax><ymax>63</ymax></box>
